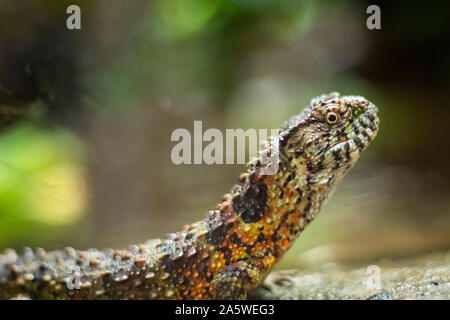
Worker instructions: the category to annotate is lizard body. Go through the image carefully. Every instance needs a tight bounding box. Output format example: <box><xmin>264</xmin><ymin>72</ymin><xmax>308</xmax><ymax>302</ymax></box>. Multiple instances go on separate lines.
<box><xmin>0</xmin><ymin>93</ymin><xmax>379</xmax><ymax>299</ymax></box>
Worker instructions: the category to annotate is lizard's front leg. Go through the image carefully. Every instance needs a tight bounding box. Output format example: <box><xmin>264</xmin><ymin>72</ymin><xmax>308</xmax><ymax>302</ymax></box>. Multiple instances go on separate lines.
<box><xmin>213</xmin><ymin>259</ymin><xmax>264</xmax><ymax>300</ymax></box>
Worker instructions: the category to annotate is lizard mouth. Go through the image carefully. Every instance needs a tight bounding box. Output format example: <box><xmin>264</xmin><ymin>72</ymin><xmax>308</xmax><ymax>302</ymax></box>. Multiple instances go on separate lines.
<box><xmin>350</xmin><ymin>101</ymin><xmax>379</xmax><ymax>151</ymax></box>
<box><xmin>325</xmin><ymin>102</ymin><xmax>379</xmax><ymax>166</ymax></box>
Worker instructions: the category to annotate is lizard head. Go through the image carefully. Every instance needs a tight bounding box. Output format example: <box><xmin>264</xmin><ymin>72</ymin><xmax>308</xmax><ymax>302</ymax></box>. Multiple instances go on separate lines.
<box><xmin>280</xmin><ymin>93</ymin><xmax>379</xmax><ymax>182</ymax></box>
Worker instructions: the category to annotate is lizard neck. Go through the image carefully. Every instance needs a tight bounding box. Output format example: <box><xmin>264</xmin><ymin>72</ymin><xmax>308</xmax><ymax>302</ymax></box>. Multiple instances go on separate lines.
<box><xmin>204</xmin><ymin>153</ymin><xmax>342</xmax><ymax>274</ymax></box>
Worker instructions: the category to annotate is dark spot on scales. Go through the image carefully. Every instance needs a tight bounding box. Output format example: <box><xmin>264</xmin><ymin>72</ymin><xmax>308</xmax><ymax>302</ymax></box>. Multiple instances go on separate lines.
<box><xmin>303</xmin><ymin>202</ymin><xmax>312</xmax><ymax>216</ymax></box>
<box><xmin>332</xmin><ymin>149</ymin><xmax>341</xmax><ymax>162</ymax></box>
<box><xmin>351</xmin><ymin>122</ymin><xmax>360</xmax><ymax>134</ymax></box>
<box><xmin>360</xmin><ymin>120</ymin><xmax>369</xmax><ymax>129</ymax></box>
<box><xmin>282</xmin><ymin>173</ymin><xmax>294</xmax><ymax>188</ymax></box>
<box><xmin>231</xmin><ymin>177</ymin><xmax>269</xmax><ymax>223</ymax></box>
<box><xmin>354</xmin><ymin>137</ymin><xmax>364</xmax><ymax>151</ymax></box>
<box><xmin>366</xmin><ymin>112</ymin><xmax>375</xmax><ymax>122</ymax></box>
<box><xmin>219</xmin><ymin>247</ymin><xmax>233</xmax><ymax>264</ymax></box>
<box><xmin>254</xmin><ymin>233</ymin><xmax>265</xmax><ymax>244</ymax></box>
<box><xmin>345</xmin><ymin>142</ymin><xmax>351</xmax><ymax>162</ymax></box>
<box><xmin>207</xmin><ymin>210</ymin><xmax>234</xmax><ymax>245</ymax></box>
<box><xmin>362</xmin><ymin>130</ymin><xmax>372</xmax><ymax>142</ymax></box>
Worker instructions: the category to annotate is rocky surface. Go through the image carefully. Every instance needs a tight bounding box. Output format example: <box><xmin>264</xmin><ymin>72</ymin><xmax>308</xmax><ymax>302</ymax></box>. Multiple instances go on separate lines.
<box><xmin>249</xmin><ymin>251</ymin><xmax>449</xmax><ymax>300</ymax></box>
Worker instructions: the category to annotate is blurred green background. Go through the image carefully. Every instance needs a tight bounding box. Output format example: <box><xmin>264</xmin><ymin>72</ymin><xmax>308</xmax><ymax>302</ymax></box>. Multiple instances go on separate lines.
<box><xmin>0</xmin><ymin>0</ymin><xmax>449</xmax><ymax>270</ymax></box>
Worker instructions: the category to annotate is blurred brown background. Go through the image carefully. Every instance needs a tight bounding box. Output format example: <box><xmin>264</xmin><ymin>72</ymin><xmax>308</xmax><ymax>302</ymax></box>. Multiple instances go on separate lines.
<box><xmin>0</xmin><ymin>0</ymin><xmax>449</xmax><ymax>270</ymax></box>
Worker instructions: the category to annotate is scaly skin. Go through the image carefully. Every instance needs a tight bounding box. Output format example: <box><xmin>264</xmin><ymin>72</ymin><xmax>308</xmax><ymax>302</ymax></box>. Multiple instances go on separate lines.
<box><xmin>0</xmin><ymin>92</ymin><xmax>379</xmax><ymax>299</ymax></box>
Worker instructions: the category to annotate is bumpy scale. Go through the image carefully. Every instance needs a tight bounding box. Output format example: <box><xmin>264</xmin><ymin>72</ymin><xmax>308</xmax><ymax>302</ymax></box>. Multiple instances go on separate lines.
<box><xmin>0</xmin><ymin>93</ymin><xmax>379</xmax><ymax>299</ymax></box>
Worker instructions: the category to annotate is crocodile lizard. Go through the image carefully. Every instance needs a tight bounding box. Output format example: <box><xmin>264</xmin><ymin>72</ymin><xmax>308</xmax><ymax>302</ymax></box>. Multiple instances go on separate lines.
<box><xmin>0</xmin><ymin>92</ymin><xmax>379</xmax><ymax>299</ymax></box>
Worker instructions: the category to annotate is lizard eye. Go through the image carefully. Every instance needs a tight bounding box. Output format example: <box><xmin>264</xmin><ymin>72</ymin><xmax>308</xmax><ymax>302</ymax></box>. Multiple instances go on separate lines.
<box><xmin>325</xmin><ymin>111</ymin><xmax>339</xmax><ymax>125</ymax></box>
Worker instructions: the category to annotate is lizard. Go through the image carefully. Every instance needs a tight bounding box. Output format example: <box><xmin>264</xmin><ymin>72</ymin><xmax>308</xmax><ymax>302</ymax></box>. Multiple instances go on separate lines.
<box><xmin>0</xmin><ymin>92</ymin><xmax>379</xmax><ymax>300</ymax></box>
